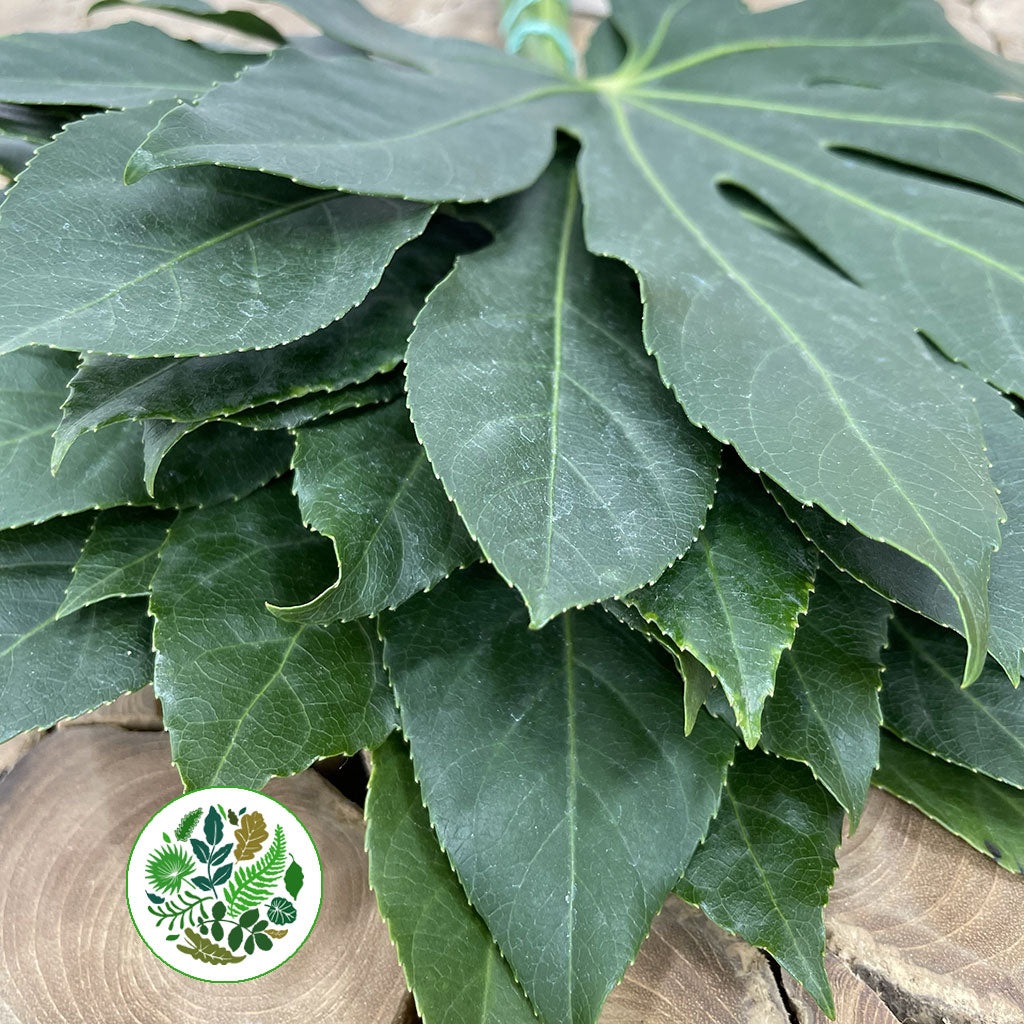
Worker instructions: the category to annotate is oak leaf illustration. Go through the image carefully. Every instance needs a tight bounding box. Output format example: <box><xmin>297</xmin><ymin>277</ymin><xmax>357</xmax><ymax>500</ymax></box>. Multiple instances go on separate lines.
<box><xmin>233</xmin><ymin>811</ymin><xmax>268</xmax><ymax>861</ymax></box>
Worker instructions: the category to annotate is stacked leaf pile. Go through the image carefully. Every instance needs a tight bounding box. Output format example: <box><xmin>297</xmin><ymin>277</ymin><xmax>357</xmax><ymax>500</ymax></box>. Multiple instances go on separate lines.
<box><xmin>1</xmin><ymin>0</ymin><xmax>1023</xmax><ymax>1019</ymax></box>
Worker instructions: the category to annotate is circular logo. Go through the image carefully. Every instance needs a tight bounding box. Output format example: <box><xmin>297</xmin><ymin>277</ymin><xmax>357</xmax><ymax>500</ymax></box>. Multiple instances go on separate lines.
<box><xmin>126</xmin><ymin>787</ymin><xmax>322</xmax><ymax>982</ymax></box>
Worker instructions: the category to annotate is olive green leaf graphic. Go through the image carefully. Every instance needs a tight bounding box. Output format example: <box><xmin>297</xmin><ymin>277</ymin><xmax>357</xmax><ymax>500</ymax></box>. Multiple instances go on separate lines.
<box><xmin>233</xmin><ymin>811</ymin><xmax>268</xmax><ymax>861</ymax></box>
<box><xmin>145</xmin><ymin>844</ymin><xmax>196</xmax><ymax>895</ymax></box>
<box><xmin>176</xmin><ymin>927</ymin><xmax>246</xmax><ymax>965</ymax></box>
<box><xmin>284</xmin><ymin>857</ymin><xmax>304</xmax><ymax>900</ymax></box>
<box><xmin>223</xmin><ymin>824</ymin><xmax>286</xmax><ymax>915</ymax></box>
<box><xmin>265</xmin><ymin>928</ymin><xmax>288</xmax><ymax>939</ymax></box>
<box><xmin>173</xmin><ymin>807</ymin><xmax>202</xmax><ymax>841</ymax></box>
<box><xmin>266</xmin><ymin>897</ymin><xmax>296</xmax><ymax>926</ymax></box>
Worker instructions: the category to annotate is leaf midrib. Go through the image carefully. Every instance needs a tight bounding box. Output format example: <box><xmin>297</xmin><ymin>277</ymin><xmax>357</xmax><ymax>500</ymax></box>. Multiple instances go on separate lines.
<box><xmin>603</xmin><ymin>95</ymin><xmax>978</xmax><ymax>669</ymax></box>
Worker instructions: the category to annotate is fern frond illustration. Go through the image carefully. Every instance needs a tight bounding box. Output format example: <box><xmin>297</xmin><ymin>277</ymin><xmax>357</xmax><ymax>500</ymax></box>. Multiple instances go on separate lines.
<box><xmin>145</xmin><ymin>844</ymin><xmax>196</xmax><ymax>895</ymax></box>
<box><xmin>223</xmin><ymin>824</ymin><xmax>286</xmax><ymax>916</ymax></box>
<box><xmin>174</xmin><ymin>807</ymin><xmax>203</xmax><ymax>841</ymax></box>
<box><xmin>147</xmin><ymin>889</ymin><xmax>210</xmax><ymax>930</ymax></box>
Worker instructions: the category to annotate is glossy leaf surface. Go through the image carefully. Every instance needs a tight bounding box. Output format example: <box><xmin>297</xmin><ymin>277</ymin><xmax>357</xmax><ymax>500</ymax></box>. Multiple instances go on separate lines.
<box><xmin>273</xmin><ymin>401</ymin><xmax>477</xmax><ymax>623</ymax></box>
<box><xmin>0</xmin><ymin>516</ymin><xmax>153</xmax><ymax>742</ymax></box>
<box><xmin>150</xmin><ymin>480</ymin><xmax>396</xmax><ymax>790</ymax></box>
<box><xmin>627</xmin><ymin>462</ymin><xmax>816</xmax><ymax>746</ymax></box>
<box><xmin>0</xmin><ymin>104</ymin><xmax>431</xmax><ymax>359</ymax></box>
<box><xmin>677</xmin><ymin>748</ymin><xmax>843</xmax><ymax>1016</ymax></box>
<box><xmin>381</xmin><ymin>566</ymin><xmax>737</xmax><ymax>1024</ymax></box>
<box><xmin>407</xmin><ymin>156</ymin><xmax>719</xmax><ymax>625</ymax></box>
<box><xmin>366</xmin><ymin>734</ymin><xmax>537</xmax><ymax>1024</ymax></box>
<box><xmin>759</xmin><ymin>564</ymin><xmax>890</xmax><ymax>827</ymax></box>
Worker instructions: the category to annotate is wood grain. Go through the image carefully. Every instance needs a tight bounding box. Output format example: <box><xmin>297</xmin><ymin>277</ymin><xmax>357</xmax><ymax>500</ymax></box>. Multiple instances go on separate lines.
<box><xmin>600</xmin><ymin>895</ymin><xmax>790</xmax><ymax>1023</ymax></box>
<box><xmin>56</xmin><ymin>684</ymin><xmax>163</xmax><ymax>731</ymax></box>
<box><xmin>0</xmin><ymin>727</ymin><xmax>409</xmax><ymax>1024</ymax></box>
<box><xmin>0</xmin><ymin>729</ymin><xmax>45</xmax><ymax>783</ymax></box>
<box><xmin>783</xmin><ymin>953</ymin><xmax>899</xmax><ymax>1024</ymax></box>
<box><xmin>825</xmin><ymin>787</ymin><xmax>1024</xmax><ymax>1024</ymax></box>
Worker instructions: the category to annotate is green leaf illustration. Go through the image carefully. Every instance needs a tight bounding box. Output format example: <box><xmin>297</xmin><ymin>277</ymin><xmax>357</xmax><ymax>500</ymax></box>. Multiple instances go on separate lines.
<box><xmin>283</xmin><ymin>859</ymin><xmax>304</xmax><ymax>901</ymax></box>
<box><xmin>173</xmin><ymin>808</ymin><xmax>202</xmax><ymax>842</ymax></box>
<box><xmin>223</xmin><ymin>825</ymin><xmax>287</xmax><ymax>917</ymax></box>
<box><xmin>266</xmin><ymin>898</ymin><xmax>296</xmax><ymax>926</ymax></box>
<box><xmin>176</xmin><ymin>927</ymin><xmax>246</xmax><ymax>966</ymax></box>
<box><xmin>145</xmin><ymin>845</ymin><xmax>197</xmax><ymax>896</ymax></box>
<box><xmin>233</xmin><ymin>812</ymin><xmax>269</xmax><ymax>862</ymax></box>
<box><xmin>204</xmin><ymin>806</ymin><xmax>224</xmax><ymax>847</ymax></box>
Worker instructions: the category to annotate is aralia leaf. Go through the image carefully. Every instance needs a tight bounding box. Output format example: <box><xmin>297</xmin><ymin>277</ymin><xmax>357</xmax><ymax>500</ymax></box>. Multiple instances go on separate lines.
<box><xmin>0</xmin><ymin>515</ymin><xmax>154</xmax><ymax>743</ymax></box>
<box><xmin>89</xmin><ymin>0</ymin><xmax>286</xmax><ymax>46</ymax></box>
<box><xmin>676</xmin><ymin>748</ymin><xmax>843</xmax><ymax>1017</ymax></box>
<box><xmin>769</xmin><ymin>369</ymin><xmax>1024</xmax><ymax>685</ymax></box>
<box><xmin>626</xmin><ymin>460</ymin><xmax>817</xmax><ymax>746</ymax></box>
<box><xmin>150</xmin><ymin>479</ymin><xmax>396</xmax><ymax>790</ymax></box>
<box><xmin>380</xmin><ymin>566</ymin><xmax>738</xmax><ymax>1024</ymax></box>
<box><xmin>129</xmin><ymin>0</ymin><xmax>1021</xmax><ymax>683</ymax></box>
<box><xmin>759</xmin><ymin>564</ymin><xmax>890</xmax><ymax>827</ymax></box>
<box><xmin>0</xmin><ymin>349</ymin><xmax>150</xmax><ymax>531</ymax></box>
<box><xmin>881</xmin><ymin>609</ymin><xmax>1024</xmax><ymax>790</ymax></box>
<box><xmin>0</xmin><ymin>23</ymin><xmax>252</xmax><ymax>107</ymax></box>
<box><xmin>874</xmin><ymin>731</ymin><xmax>1024</xmax><ymax>874</ymax></box>
<box><xmin>407</xmin><ymin>155</ymin><xmax>719</xmax><ymax>626</ymax></box>
<box><xmin>0</xmin><ymin>103</ymin><xmax>432</xmax><ymax>359</ymax></box>
<box><xmin>50</xmin><ymin>217</ymin><xmax>475</xmax><ymax>465</ymax></box>
<box><xmin>366</xmin><ymin>734</ymin><xmax>538</xmax><ymax>1024</ymax></box>
<box><xmin>271</xmin><ymin>400</ymin><xmax>478</xmax><ymax>624</ymax></box>
<box><xmin>57</xmin><ymin>507</ymin><xmax>174</xmax><ymax>618</ymax></box>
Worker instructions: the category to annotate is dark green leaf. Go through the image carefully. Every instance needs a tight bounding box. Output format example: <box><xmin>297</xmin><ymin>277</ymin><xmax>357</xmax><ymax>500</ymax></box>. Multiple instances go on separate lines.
<box><xmin>130</xmin><ymin>0</ymin><xmax>1018</xmax><ymax>683</ymax></box>
<box><xmin>0</xmin><ymin>349</ymin><xmax>149</xmax><ymax>530</ymax></box>
<box><xmin>759</xmin><ymin>564</ymin><xmax>889</xmax><ymax>827</ymax></box>
<box><xmin>189</xmin><ymin>875</ymin><xmax>214</xmax><ymax>892</ymax></box>
<box><xmin>209</xmin><ymin>920</ymin><xmax>223</xmax><ymax>942</ymax></box>
<box><xmin>89</xmin><ymin>0</ymin><xmax>286</xmax><ymax>45</ymax></box>
<box><xmin>0</xmin><ymin>515</ymin><xmax>153</xmax><ymax>743</ymax></box>
<box><xmin>676</xmin><ymin>748</ymin><xmax>843</xmax><ymax>1017</ymax></box>
<box><xmin>210</xmin><ymin>843</ymin><xmax>232</xmax><ymax>866</ymax></box>
<box><xmin>679</xmin><ymin>650</ymin><xmax>717</xmax><ymax>738</ymax></box>
<box><xmin>124</xmin><ymin>14</ymin><xmax>563</xmax><ymax>200</ymax></box>
<box><xmin>227</xmin><ymin>925</ymin><xmax>242</xmax><ymax>951</ymax></box>
<box><xmin>0</xmin><ymin>102</ymin><xmax>66</xmax><ymax>145</ymax></box>
<box><xmin>380</xmin><ymin>566</ymin><xmax>738</xmax><ymax>1024</ymax></box>
<box><xmin>407</xmin><ymin>155</ymin><xmax>719</xmax><ymax>626</ymax></box>
<box><xmin>50</xmin><ymin>217</ymin><xmax>472</xmax><ymax>462</ymax></box>
<box><xmin>142</xmin><ymin>419</ymin><xmax>293</xmax><ymax>507</ymax></box>
<box><xmin>271</xmin><ymin>401</ymin><xmax>478</xmax><ymax>623</ymax></box>
<box><xmin>0</xmin><ymin>103</ymin><xmax>432</xmax><ymax>359</ymax></box>
<box><xmin>366</xmin><ymin>734</ymin><xmax>537</xmax><ymax>1024</ymax></box>
<box><xmin>150</xmin><ymin>479</ymin><xmax>396</xmax><ymax>790</ymax></box>
<box><xmin>238</xmin><ymin>908</ymin><xmax>259</xmax><ymax>929</ymax></box>
<box><xmin>211</xmin><ymin>863</ymin><xmax>233</xmax><ymax>886</ymax></box>
<box><xmin>224</xmin><ymin>375</ymin><xmax>402</xmax><ymax>432</ymax></box>
<box><xmin>253</xmin><ymin>931</ymin><xmax>272</xmax><ymax>951</ymax></box>
<box><xmin>627</xmin><ymin>461</ymin><xmax>817</xmax><ymax>746</ymax></box>
<box><xmin>0</xmin><ymin>23</ymin><xmax>251</xmax><ymax>106</ymax></box>
<box><xmin>57</xmin><ymin>507</ymin><xmax>173</xmax><ymax>618</ymax></box>
<box><xmin>283</xmin><ymin>859</ymin><xmax>303</xmax><ymax>901</ymax></box>
<box><xmin>211</xmin><ymin>900</ymin><xmax>225</xmax><ymax>920</ymax></box>
<box><xmin>875</xmin><ymin>731</ymin><xmax>1024</xmax><ymax>873</ymax></box>
<box><xmin>265</xmin><ymin>897</ymin><xmax>295</xmax><ymax>925</ymax></box>
<box><xmin>190</xmin><ymin>839</ymin><xmax>210</xmax><ymax>864</ymax></box>
<box><xmin>881</xmin><ymin>609</ymin><xmax>1024</xmax><ymax>790</ymax></box>
<box><xmin>204</xmin><ymin>806</ymin><xmax>223</xmax><ymax>846</ymax></box>
<box><xmin>769</xmin><ymin>370</ymin><xmax>1024</xmax><ymax>684</ymax></box>
<box><xmin>243</xmin><ymin>934</ymin><xmax>255</xmax><ymax>955</ymax></box>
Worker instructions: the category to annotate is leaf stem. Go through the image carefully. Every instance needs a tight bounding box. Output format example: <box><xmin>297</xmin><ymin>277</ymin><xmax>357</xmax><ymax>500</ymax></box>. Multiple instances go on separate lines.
<box><xmin>500</xmin><ymin>0</ymin><xmax>576</xmax><ymax>74</ymax></box>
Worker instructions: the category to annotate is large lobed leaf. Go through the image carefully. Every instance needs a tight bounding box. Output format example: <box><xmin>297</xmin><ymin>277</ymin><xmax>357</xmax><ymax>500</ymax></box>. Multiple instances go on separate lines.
<box><xmin>150</xmin><ymin>479</ymin><xmax>396</xmax><ymax>790</ymax></box>
<box><xmin>125</xmin><ymin>0</ymin><xmax>1017</xmax><ymax>683</ymax></box>
<box><xmin>381</xmin><ymin>566</ymin><xmax>737</xmax><ymax>1024</ymax></box>
<box><xmin>407</xmin><ymin>155</ymin><xmax>720</xmax><ymax>625</ymax></box>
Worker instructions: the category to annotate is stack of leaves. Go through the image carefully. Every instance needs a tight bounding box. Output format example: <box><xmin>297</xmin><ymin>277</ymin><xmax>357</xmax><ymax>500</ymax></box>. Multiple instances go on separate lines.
<box><xmin>1</xmin><ymin>0</ymin><xmax>1023</xmax><ymax>1019</ymax></box>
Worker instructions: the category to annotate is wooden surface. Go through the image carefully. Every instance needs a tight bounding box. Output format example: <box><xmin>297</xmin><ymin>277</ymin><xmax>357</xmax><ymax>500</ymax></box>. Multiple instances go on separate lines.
<box><xmin>0</xmin><ymin>727</ymin><xmax>410</xmax><ymax>1024</ymax></box>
